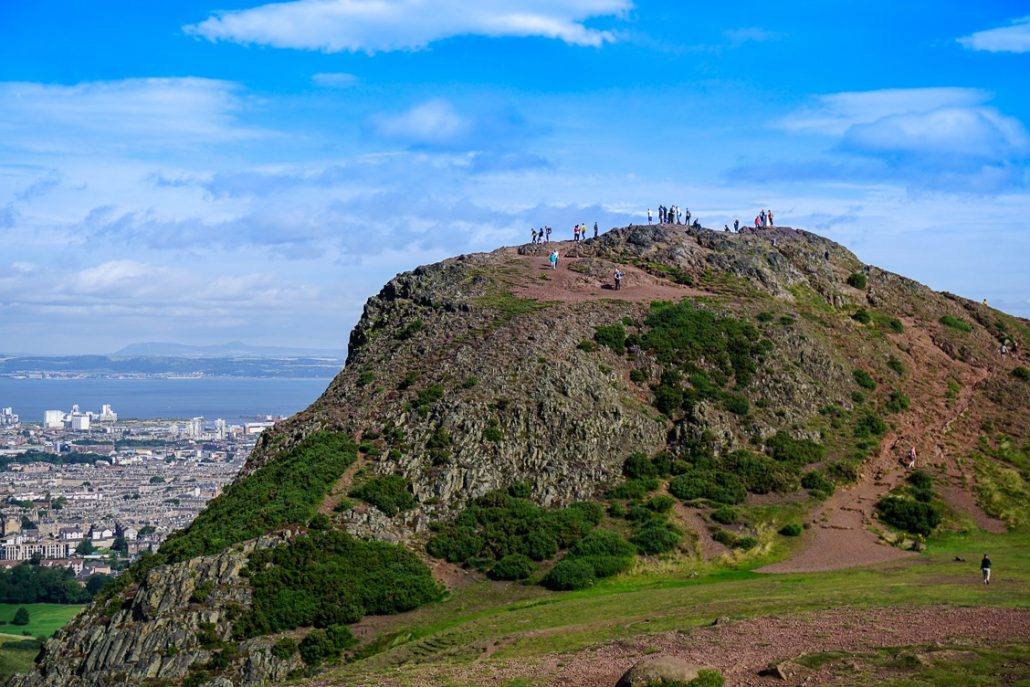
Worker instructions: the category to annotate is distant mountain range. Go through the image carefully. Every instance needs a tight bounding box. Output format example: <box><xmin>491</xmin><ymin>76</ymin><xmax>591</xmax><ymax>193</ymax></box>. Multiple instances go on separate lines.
<box><xmin>111</xmin><ymin>341</ymin><xmax>344</xmax><ymax>358</ymax></box>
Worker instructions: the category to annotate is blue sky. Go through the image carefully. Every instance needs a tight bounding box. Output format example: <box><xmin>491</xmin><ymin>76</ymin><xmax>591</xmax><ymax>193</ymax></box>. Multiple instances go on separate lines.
<box><xmin>1</xmin><ymin>1</ymin><xmax>1028</xmax><ymax>354</ymax></box>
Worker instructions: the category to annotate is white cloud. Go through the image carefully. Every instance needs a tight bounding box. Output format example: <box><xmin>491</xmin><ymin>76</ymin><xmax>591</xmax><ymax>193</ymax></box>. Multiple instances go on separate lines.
<box><xmin>372</xmin><ymin>99</ymin><xmax>470</xmax><ymax>147</ymax></box>
<box><xmin>0</xmin><ymin>78</ymin><xmax>261</xmax><ymax>154</ymax></box>
<box><xmin>311</xmin><ymin>72</ymin><xmax>359</xmax><ymax>87</ymax></box>
<box><xmin>184</xmin><ymin>0</ymin><xmax>631</xmax><ymax>52</ymax></box>
<box><xmin>724</xmin><ymin>27</ymin><xmax>783</xmax><ymax>47</ymax></box>
<box><xmin>959</xmin><ymin>16</ymin><xmax>1030</xmax><ymax>53</ymax></box>
<box><xmin>780</xmin><ymin>88</ymin><xmax>1029</xmax><ymax>160</ymax></box>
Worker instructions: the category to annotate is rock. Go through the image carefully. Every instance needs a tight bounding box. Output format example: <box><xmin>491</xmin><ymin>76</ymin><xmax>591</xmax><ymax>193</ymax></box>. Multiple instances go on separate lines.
<box><xmin>760</xmin><ymin>660</ymin><xmax>806</xmax><ymax>680</ymax></box>
<box><xmin>615</xmin><ymin>656</ymin><xmax>702</xmax><ymax>687</ymax></box>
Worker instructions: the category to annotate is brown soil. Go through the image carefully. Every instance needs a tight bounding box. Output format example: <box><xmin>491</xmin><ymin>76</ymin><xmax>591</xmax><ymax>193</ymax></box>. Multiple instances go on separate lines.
<box><xmin>760</xmin><ymin>320</ymin><xmax>994</xmax><ymax>574</ymax></box>
<box><xmin>507</xmin><ymin>242</ymin><xmax>708</xmax><ymax>304</ymax></box>
<box><xmin>335</xmin><ymin>605</ymin><xmax>1030</xmax><ymax>687</ymax></box>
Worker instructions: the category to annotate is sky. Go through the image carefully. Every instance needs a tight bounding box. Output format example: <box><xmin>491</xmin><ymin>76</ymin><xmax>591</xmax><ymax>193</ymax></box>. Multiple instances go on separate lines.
<box><xmin>1</xmin><ymin>1</ymin><xmax>1028</xmax><ymax>354</ymax></box>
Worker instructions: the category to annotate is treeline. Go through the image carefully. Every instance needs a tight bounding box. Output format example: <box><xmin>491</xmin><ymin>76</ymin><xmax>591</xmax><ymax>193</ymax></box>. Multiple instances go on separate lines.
<box><xmin>0</xmin><ymin>451</ymin><xmax>105</xmax><ymax>471</ymax></box>
<box><xmin>0</xmin><ymin>562</ymin><xmax>111</xmax><ymax>604</ymax></box>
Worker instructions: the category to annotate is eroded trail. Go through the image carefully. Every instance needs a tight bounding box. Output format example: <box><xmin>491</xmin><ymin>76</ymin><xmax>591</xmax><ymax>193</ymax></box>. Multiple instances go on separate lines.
<box><xmin>760</xmin><ymin>320</ymin><xmax>997</xmax><ymax>574</ymax></box>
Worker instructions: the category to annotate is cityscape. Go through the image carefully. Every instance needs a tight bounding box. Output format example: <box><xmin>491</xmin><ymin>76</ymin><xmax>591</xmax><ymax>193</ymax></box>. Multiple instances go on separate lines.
<box><xmin>0</xmin><ymin>402</ymin><xmax>276</xmax><ymax>581</ymax></box>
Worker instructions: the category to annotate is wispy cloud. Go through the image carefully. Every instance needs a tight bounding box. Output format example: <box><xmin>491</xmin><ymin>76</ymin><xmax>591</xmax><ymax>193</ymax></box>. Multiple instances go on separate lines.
<box><xmin>723</xmin><ymin>27</ymin><xmax>783</xmax><ymax>48</ymax></box>
<box><xmin>311</xmin><ymin>72</ymin><xmax>359</xmax><ymax>88</ymax></box>
<box><xmin>0</xmin><ymin>78</ymin><xmax>262</xmax><ymax>154</ymax></box>
<box><xmin>958</xmin><ymin>16</ymin><xmax>1030</xmax><ymax>53</ymax></box>
<box><xmin>184</xmin><ymin>0</ymin><xmax>632</xmax><ymax>52</ymax></box>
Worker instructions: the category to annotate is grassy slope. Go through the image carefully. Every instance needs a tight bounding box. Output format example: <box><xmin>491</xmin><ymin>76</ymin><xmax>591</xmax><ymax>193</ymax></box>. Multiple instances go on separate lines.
<box><xmin>325</xmin><ymin>527</ymin><xmax>1029</xmax><ymax>685</ymax></box>
<box><xmin>0</xmin><ymin>604</ymin><xmax>83</xmax><ymax>677</ymax></box>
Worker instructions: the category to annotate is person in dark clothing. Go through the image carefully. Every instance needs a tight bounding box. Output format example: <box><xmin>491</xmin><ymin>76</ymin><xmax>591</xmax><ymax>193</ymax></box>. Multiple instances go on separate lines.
<box><xmin>981</xmin><ymin>554</ymin><xmax>991</xmax><ymax>584</ymax></box>
<box><xmin>593</xmin><ymin>222</ymin><xmax>599</xmax><ymax>238</ymax></box>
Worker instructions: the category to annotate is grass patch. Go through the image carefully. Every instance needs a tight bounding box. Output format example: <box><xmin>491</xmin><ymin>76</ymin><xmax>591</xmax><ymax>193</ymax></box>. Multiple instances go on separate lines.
<box><xmin>349</xmin><ymin>475</ymin><xmax>417</xmax><ymax>517</ymax></box>
<box><xmin>0</xmin><ymin>604</ymin><xmax>82</xmax><ymax>639</ymax></box>
<box><xmin>939</xmin><ymin>315</ymin><xmax>973</xmax><ymax>333</ymax></box>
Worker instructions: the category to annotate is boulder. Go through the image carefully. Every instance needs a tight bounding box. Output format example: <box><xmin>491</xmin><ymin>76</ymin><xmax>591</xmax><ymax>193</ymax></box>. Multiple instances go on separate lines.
<box><xmin>616</xmin><ymin>655</ymin><xmax>702</xmax><ymax>687</ymax></box>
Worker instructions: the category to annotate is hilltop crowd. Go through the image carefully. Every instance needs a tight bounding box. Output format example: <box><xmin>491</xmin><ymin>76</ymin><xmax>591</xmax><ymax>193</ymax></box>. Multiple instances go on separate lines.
<box><xmin>529</xmin><ymin>222</ymin><xmax>601</xmax><ymax>245</ymax></box>
<box><xmin>647</xmin><ymin>203</ymin><xmax>701</xmax><ymax>229</ymax></box>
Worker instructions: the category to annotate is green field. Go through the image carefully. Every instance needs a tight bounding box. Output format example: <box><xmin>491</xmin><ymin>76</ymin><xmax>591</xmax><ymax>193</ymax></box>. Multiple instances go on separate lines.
<box><xmin>0</xmin><ymin>604</ymin><xmax>83</xmax><ymax>641</ymax></box>
<box><xmin>325</xmin><ymin>527</ymin><xmax>1030</xmax><ymax>685</ymax></box>
<box><xmin>0</xmin><ymin>634</ymin><xmax>41</xmax><ymax>677</ymax></box>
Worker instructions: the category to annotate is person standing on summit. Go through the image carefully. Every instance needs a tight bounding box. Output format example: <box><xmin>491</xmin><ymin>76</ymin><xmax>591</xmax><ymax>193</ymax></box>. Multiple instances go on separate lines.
<box><xmin>647</xmin><ymin>208</ymin><xmax>653</xmax><ymax>224</ymax></box>
<box><xmin>981</xmin><ymin>553</ymin><xmax>991</xmax><ymax>584</ymax></box>
<box><xmin>768</xmin><ymin>209</ymin><xmax>774</xmax><ymax>226</ymax></box>
<box><xmin>593</xmin><ymin>222</ymin><xmax>599</xmax><ymax>239</ymax></box>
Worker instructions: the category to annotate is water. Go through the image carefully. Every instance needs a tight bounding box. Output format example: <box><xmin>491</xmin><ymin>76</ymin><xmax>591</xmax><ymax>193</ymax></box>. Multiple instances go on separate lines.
<box><xmin>0</xmin><ymin>377</ymin><xmax>332</xmax><ymax>424</ymax></box>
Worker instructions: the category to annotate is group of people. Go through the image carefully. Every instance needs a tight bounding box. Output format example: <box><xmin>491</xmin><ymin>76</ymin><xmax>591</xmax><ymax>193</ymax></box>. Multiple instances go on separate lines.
<box><xmin>719</xmin><ymin>210</ymin><xmax>776</xmax><ymax>233</ymax></box>
<box><xmin>648</xmin><ymin>204</ymin><xmax>691</xmax><ymax>226</ymax></box>
<box><xmin>531</xmin><ymin>222</ymin><xmax>600</xmax><ymax>244</ymax></box>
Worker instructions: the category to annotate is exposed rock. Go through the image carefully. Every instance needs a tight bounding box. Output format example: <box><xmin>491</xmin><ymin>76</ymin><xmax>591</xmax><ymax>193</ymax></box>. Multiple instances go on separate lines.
<box><xmin>615</xmin><ymin>655</ymin><xmax>702</xmax><ymax>686</ymax></box>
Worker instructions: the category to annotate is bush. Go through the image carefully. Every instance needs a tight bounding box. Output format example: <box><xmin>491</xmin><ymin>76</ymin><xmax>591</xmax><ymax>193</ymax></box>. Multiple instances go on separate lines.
<box><xmin>488</xmin><ymin>554</ymin><xmax>535</xmax><ymax>581</ymax></box>
<box><xmin>593</xmin><ymin>324</ymin><xmax>627</xmax><ymax>355</ymax></box>
<box><xmin>652</xmin><ymin>370</ymin><xmax>685</xmax><ymax>416</ymax></box>
<box><xmin>646</xmin><ymin>495</ymin><xmax>676</xmax><ymax>513</ymax></box>
<box><xmin>396</xmin><ymin>318</ymin><xmax>424</xmax><ymax>340</ymax></box>
<box><xmin>711</xmin><ymin>506</ymin><xmax>737</xmax><ymax>524</ymax></box>
<box><xmin>235</xmin><ymin>531</ymin><xmax>441</xmax><ymax>639</ymax></box>
<box><xmin>356</xmin><ymin>370</ymin><xmax>375</xmax><ymax>387</ymax></box>
<box><xmin>541</xmin><ymin>558</ymin><xmax>596</xmax><ymax>591</ymax></box>
<box><xmin>852</xmin><ymin>309</ymin><xmax>872</xmax><ymax>324</ymax></box>
<box><xmin>298</xmin><ymin>624</ymin><xmax>358</xmax><ymax>667</ymax></box>
<box><xmin>939</xmin><ymin>315</ymin><xmax>972</xmax><ymax>333</ymax></box>
<box><xmin>853</xmin><ymin>369</ymin><xmax>877</xmax><ymax>390</ymax></box>
<box><xmin>349</xmin><ymin>475</ymin><xmax>416</xmax><ymax>517</ymax></box>
<box><xmin>756</xmin><ymin>311</ymin><xmax>774</xmax><ymax>323</ymax></box>
<box><xmin>888</xmin><ymin>318</ymin><xmax>905</xmax><ymax>333</ymax></box>
<box><xmin>778</xmin><ymin>523</ymin><xmax>803</xmax><ymax>537</ymax></box>
<box><xmin>623</xmin><ymin>452</ymin><xmax>659</xmax><ymax>479</ymax></box>
<box><xmin>270</xmin><ymin>637</ymin><xmax>297</xmax><ymax>660</ymax></box>
<box><xmin>577</xmin><ymin>340</ymin><xmax>598</xmax><ymax>352</ymax></box>
<box><xmin>712</xmin><ymin>530</ymin><xmax>736</xmax><ymax>546</ymax></box>
<box><xmin>157</xmin><ymin>432</ymin><xmax>357</xmax><ymax>563</ymax></box>
<box><xmin>687</xmin><ymin>670</ymin><xmax>725</xmax><ymax>687</ymax></box>
<box><xmin>416</xmin><ymin>384</ymin><xmax>446</xmax><ymax>411</ymax></box>
<box><xmin>765</xmin><ymin>431</ymin><xmax>825</xmax><ymax>465</ymax></box>
<box><xmin>801</xmin><ymin>471</ymin><xmax>834</xmax><ymax>496</ymax></box>
<box><xmin>630</xmin><ymin>368</ymin><xmax>648</xmax><ymax>383</ymax></box>
<box><xmin>887</xmin><ymin>356</ymin><xmax>906</xmax><ymax>375</ymax></box>
<box><xmin>630</xmin><ymin>520</ymin><xmax>681</xmax><ymax>554</ymax></box>
<box><xmin>851</xmin><ymin>390</ymin><xmax>866</xmax><ymax>404</ymax></box>
<box><xmin>668</xmin><ymin>470</ymin><xmax>746</xmax><ymax>505</ymax></box>
<box><xmin>854</xmin><ymin>412</ymin><xmax>887</xmax><ymax>438</ymax></box>
<box><xmin>723</xmin><ymin>450</ymin><xmax>797</xmax><ymax>494</ymax></box>
<box><xmin>875</xmin><ymin>497</ymin><xmax>941</xmax><ymax>536</ymax></box>
<box><xmin>11</xmin><ymin>608</ymin><xmax>28</xmax><ymax>626</ymax></box>
<box><xmin>847</xmin><ymin>273</ymin><xmax>867</xmax><ymax>289</ymax></box>
<box><xmin>190</xmin><ymin>581</ymin><xmax>215</xmax><ymax>604</ymax></box>
<box><xmin>907</xmin><ymin>470</ymin><xmax>932</xmax><ymax>490</ymax></box>
<box><xmin>577</xmin><ymin>555</ymin><xmax>633</xmax><ymax>578</ymax></box>
<box><xmin>733</xmin><ymin>536</ymin><xmax>759</xmax><ymax>549</ymax></box>
<box><xmin>606</xmin><ymin>477</ymin><xmax>659</xmax><ymax>500</ymax></box>
<box><xmin>608</xmin><ymin>502</ymin><xmax>627</xmax><ymax>518</ymax></box>
<box><xmin>885</xmin><ymin>390</ymin><xmax>910</xmax><ymax>414</ymax></box>
<box><xmin>570</xmin><ymin>529</ymin><xmax>636</xmax><ymax>559</ymax></box>
<box><xmin>1014</xmin><ymin>366</ymin><xmax>1030</xmax><ymax>381</ymax></box>
<box><xmin>722</xmin><ymin>394</ymin><xmax>750</xmax><ymax>415</ymax></box>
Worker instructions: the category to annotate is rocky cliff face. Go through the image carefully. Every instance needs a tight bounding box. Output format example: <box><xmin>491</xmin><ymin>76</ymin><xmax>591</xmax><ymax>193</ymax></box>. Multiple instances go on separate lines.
<box><xmin>13</xmin><ymin>225</ymin><xmax>1028</xmax><ymax>687</ymax></box>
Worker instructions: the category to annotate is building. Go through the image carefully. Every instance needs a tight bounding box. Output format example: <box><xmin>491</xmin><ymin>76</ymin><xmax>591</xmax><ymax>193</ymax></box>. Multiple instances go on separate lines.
<box><xmin>0</xmin><ymin>539</ymin><xmax>71</xmax><ymax>561</ymax></box>
<box><xmin>44</xmin><ymin>410</ymin><xmax>65</xmax><ymax>429</ymax></box>
<box><xmin>98</xmin><ymin>404</ymin><xmax>118</xmax><ymax>422</ymax></box>
<box><xmin>70</xmin><ymin>414</ymin><xmax>91</xmax><ymax>432</ymax></box>
<box><xmin>189</xmin><ymin>417</ymin><xmax>204</xmax><ymax>438</ymax></box>
<box><xmin>0</xmin><ymin>408</ymin><xmax>18</xmax><ymax>426</ymax></box>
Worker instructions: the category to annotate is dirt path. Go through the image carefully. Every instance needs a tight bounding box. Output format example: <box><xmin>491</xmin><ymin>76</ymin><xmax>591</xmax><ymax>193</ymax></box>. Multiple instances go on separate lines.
<box><xmin>675</xmin><ymin>503</ymin><xmax>729</xmax><ymax>560</ymax></box>
<box><xmin>508</xmin><ymin>243</ymin><xmax>708</xmax><ymax>305</ymax></box>
<box><xmin>760</xmin><ymin>321</ymin><xmax>993</xmax><ymax>574</ymax></box>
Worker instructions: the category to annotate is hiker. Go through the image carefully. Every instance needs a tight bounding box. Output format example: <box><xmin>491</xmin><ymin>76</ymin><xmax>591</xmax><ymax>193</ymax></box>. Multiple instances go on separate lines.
<box><xmin>734</xmin><ymin>218</ymin><xmax>740</xmax><ymax>232</ymax></box>
<box><xmin>531</xmin><ymin>228</ymin><xmax>537</xmax><ymax>244</ymax></box>
<box><xmin>647</xmin><ymin>208</ymin><xmax>653</xmax><ymax>224</ymax></box>
<box><xmin>684</xmin><ymin>208</ymin><xmax>691</xmax><ymax>225</ymax></box>
<box><xmin>768</xmin><ymin>209</ymin><xmax>774</xmax><ymax>226</ymax></box>
<box><xmin>724</xmin><ymin>224</ymin><xmax>730</xmax><ymax>232</ymax></box>
<box><xmin>906</xmin><ymin>447</ymin><xmax>917</xmax><ymax>469</ymax></box>
<box><xmin>981</xmin><ymin>554</ymin><xmax>991</xmax><ymax>584</ymax></box>
<box><xmin>549</xmin><ymin>250</ymin><xmax>559</xmax><ymax>270</ymax></box>
<box><xmin>573</xmin><ymin>225</ymin><xmax>580</xmax><ymax>242</ymax></box>
<box><xmin>593</xmin><ymin>222</ymin><xmax>599</xmax><ymax>239</ymax></box>
<box><xmin>614</xmin><ymin>269</ymin><xmax>624</xmax><ymax>290</ymax></box>
<box><xmin>755</xmin><ymin>216</ymin><xmax>761</xmax><ymax>228</ymax></box>
<box><xmin>545</xmin><ymin>226</ymin><xmax>552</xmax><ymax>243</ymax></box>
<box><xmin>760</xmin><ymin>209</ymin><xmax>767</xmax><ymax>226</ymax></box>
<box><xmin>692</xmin><ymin>219</ymin><xmax>701</xmax><ymax>229</ymax></box>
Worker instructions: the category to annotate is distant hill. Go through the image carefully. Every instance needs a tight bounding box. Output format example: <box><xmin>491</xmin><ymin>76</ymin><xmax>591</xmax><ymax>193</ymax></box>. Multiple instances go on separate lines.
<box><xmin>112</xmin><ymin>341</ymin><xmax>344</xmax><ymax>358</ymax></box>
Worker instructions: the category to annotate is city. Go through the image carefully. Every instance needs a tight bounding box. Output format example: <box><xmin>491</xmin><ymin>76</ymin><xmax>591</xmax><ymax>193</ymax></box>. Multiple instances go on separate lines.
<box><xmin>0</xmin><ymin>402</ymin><xmax>275</xmax><ymax>582</ymax></box>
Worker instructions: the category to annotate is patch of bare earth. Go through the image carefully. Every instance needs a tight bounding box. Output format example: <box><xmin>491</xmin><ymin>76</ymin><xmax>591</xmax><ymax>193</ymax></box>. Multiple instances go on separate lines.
<box><xmin>346</xmin><ymin>606</ymin><xmax>1030</xmax><ymax>687</ymax></box>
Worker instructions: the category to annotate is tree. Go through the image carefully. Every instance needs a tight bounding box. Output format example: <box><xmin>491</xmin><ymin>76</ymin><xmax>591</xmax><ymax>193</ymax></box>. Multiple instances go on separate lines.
<box><xmin>111</xmin><ymin>536</ymin><xmax>128</xmax><ymax>556</ymax></box>
<box><xmin>20</xmin><ymin>516</ymin><xmax>36</xmax><ymax>531</ymax></box>
<box><xmin>75</xmin><ymin>539</ymin><xmax>96</xmax><ymax>556</ymax></box>
<box><xmin>12</xmin><ymin>608</ymin><xmax>29</xmax><ymax>626</ymax></box>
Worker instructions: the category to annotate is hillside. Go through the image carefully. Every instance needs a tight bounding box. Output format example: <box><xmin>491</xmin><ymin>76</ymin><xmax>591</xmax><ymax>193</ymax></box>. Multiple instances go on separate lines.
<box><xmin>11</xmin><ymin>225</ymin><xmax>1030</xmax><ymax>687</ymax></box>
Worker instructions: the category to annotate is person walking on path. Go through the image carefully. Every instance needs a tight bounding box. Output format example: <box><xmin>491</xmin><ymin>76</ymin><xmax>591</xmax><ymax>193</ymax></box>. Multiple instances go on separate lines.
<box><xmin>906</xmin><ymin>446</ymin><xmax>917</xmax><ymax>469</ymax></box>
<box><xmin>593</xmin><ymin>222</ymin><xmax>599</xmax><ymax>239</ymax></box>
<box><xmin>549</xmin><ymin>250</ymin><xmax>559</xmax><ymax>270</ymax></box>
<box><xmin>981</xmin><ymin>553</ymin><xmax>991</xmax><ymax>584</ymax></box>
<box><xmin>531</xmin><ymin>228</ymin><xmax>537</xmax><ymax>244</ymax></box>
<box><xmin>613</xmin><ymin>269</ymin><xmax>624</xmax><ymax>290</ymax></box>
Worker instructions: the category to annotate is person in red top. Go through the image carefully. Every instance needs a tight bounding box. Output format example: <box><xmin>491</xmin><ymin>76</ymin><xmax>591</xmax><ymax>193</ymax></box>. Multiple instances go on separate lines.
<box><xmin>754</xmin><ymin>216</ymin><xmax>761</xmax><ymax>228</ymax></box>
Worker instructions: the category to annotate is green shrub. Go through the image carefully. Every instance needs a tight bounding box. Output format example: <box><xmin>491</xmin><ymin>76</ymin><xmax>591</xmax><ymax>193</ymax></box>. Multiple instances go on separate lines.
<box><xmin>623</xmin><ymin>452</ymin><xmax>659</xmax><ymax>479</ymax></box>
<box><xmin>1014</xmin><ymin>366</ymin><xmax>1030</xmax><ymax>381</ymax></box>
<box><xmin>236</xmin><ymin>531</ymin><xmax>441</xmax><ymax>639</ymax></box>
<box><xmin>847</xmin><ymin>273</ymin><xmax>867</xmax><ymax>289</ymax></box>
<box><xmin>488</xmin><ymin>554</ymin><xmax>535</xmax><ymax>581</ymax></box>
<box><xmin>630</xmin><ymin>520</ymin><xmax>682</xmax><ymax>554</ymax></box>
<box><xmin>779</xmin><ymin>315</ymin><xmax>795</xmax><ymax>327</ymax></box>
<box><xmin>733</xmin><ymin>536</ymin><xmax>759</xmax><ymax>549</ymax></box>
<box><xmin>157</xmin><ymin>432</ymin><xmax>357</xmax><ymax>563</ymax></box>
<box><xmin>577</xmin><ymin>339</ymin><xmax>598</xmax><ymax>352</ymax></box>
<box><xmin>851</xmin><ymin>390</ymin><xmax>866</xmax><ymax>404</ymax></box>
<box><xmin>907</xmin><ymin>470</ymin><xmax>933</xmax><ymax>491</ymax></box>
<box><xmin>687</xmin><ymin>669</ymin><xmax>725</xmax><ymax>687</ymax></box>
<box><xmin>887</xmin><ymin>356</ymin><xmax>906</xmax><ymax>375</ymax></box>
<box><xmin>778</xmin><ymin>523</ymin><xmax>803</xmax><ymax>537</ymax></box>
<box><xmin>852</xmin><ymin>308</ymin><xmax>872</xmax><ymax>324</ymax></box>
<box><xmin>622</xmin><ymin>316</ymin><xmax>634</xmax><ymax>326</ymax></box>
<box><xmin>333</xmin><ymin>497</ymin><xmax>355</xmax><ymax>513</ymax></box>
<box><xmin>398</xmin><ymin>371</ymin><xmax>418</xmax><ymax>390</ymax></box>
<box><xmin>356</xmin><ymin>370</ymin><xmax>375</xmax><ymax>387</ymax></box>
<box><xmin>712</xmin><ymin>530</ymin><xmax>736</xmax><ymax>546</ymax></box>
<box><xmin>885</xmin><ymin>390</ymin><xmax>910</xmax><ymax>414</ymax></box>
<box><xmin>801</xmin><ymin>471</ymin><xmax>834</xmax><ymax>496</ymax></box>
<box><xmin>646</xmin><ymin>495</ymin><xmax>676</xmax><ymax>513</ymax></box>
<box><xmin>875</xmin><ymin>497</ymin><xmax>941</xmax><ymax>536</ymax></box>
<box><xmin>722</xmin><ymin>394</ymin><xmax>750</xmax><ymax>415</ymax></box>
<box><xmin>570</xmin><ymin>530</ymin><xmax>636</xmax><ymax>559</ymax></box>
<box><xmin>887</xmin><ymin>318</ymin><xmax>904</xmax><ymax>333</ymax></box>
<box><xmin>626</xmin><ymin>504</ymin><xmax>657</xmax><ymax>522</ymax></box>
<box><xmin>711</xmin><ymin>506</ymin><xmax>737</xmax><ymax>524</ymax></box>
<box><xmin>349</xmin><ymin>475</ymin><xmax>416</xmax><ymax>517</ymax></box>
<box><xmin>756</xmin><ymin>311</ymin><xmax>774</xmax><ymax>323</ymax></box>
<box><xmin>416</xmin><ymin>384</ymin><xmax>446</xmax><ymax>411</ymax></box>
<box><xmin>541</xmin><ymin>558</ymin><xmax>596</xmax><ymax>590</ymax></box>
<box><xmin>426</xmin><ymin>426</ymin><xmax>452</xmax><ymax>465</ymax></box>
<box><xmin>396</xmin><ymin>318</ymin><xmax>424</xmax><ymax>340</ymax></box>
<box><xmin>652</xmin><ymin>370</ymin><xmax>685</xmax><ymax>416</ymax></box>
<box><xmin>593</xmin><ymin>324</ymin><xmax>627</xmax><ymax>354</ymax></box>
<box><xmin>576</xmin><ymin>554</ymin><xmax>633</xmax><ymax>578</ymax></box>
<box><xmin>608</xmin><ymin>502</ymin><xmax>627</xmax><ymax>518</ymax></box>
<box><xmin>426</xmin><ymin>527</ymin><xmax>483</xmax><ymax>563</ymax></box>
<box><xmin>765</xmin><ymin>431</ymin><xmax>826</xmax><ymax>465</ymax></box>
<box><xmin>298</xmin><ymin>624</ymin><xmax>358</xmax><ymax>666</ymax></box>
<box><xmin>11</xmin><ymin>607</ymin><xmax>29</xmax><ymax>626</ymax></box>
<box><xmin>629</xmin><ymin>368</ymin><xmax>648</xmax><ymax>383</ymax></box>
<box><xmin>606</xmin><ymin>477</ymin><xmax>659</xmax><ymax>500</ymax></box>
<box><xmin>190</xmin><ymin>580</ymin><xmax>215</xmax><ymax>604</ymax></box>
<box><xmin>853</xmin><ymin>369</ymin><xmax>877</xmax><ymax>390</ymax></box>
<box><xmin>854</xmin><ymin>412</ymin><xmax>887</xmax><ymax>437</ymax></box>
<box><xmin>939</xmin><ymin>315</ymin><xmax>972</xmax><ymax>333</ymax></box>
<box><xmin>668</xmin><ymin>470</ymin><xmax>746</xmax><ymax>505</ymax></box>
<box><xmin>826</xmin><ymin>460</ymin><xmax>861</xmax><ymax>484</ymax></box>
<box><xmin>461</xmin><ymin>375</ymin><xmax>479</xmax><ymax>388</ymax></box>
<box><xmin>271</xmin><ymin>637</ymin><xmax>297</xmax><ymax>660</ymax></box>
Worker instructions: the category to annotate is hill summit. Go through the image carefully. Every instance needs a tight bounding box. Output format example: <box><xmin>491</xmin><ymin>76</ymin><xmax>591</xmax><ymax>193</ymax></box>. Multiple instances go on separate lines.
<box><xmin>12</xmin><ymin>224</ymin><xmax>1029</xmax><ymax>687</ymax></box>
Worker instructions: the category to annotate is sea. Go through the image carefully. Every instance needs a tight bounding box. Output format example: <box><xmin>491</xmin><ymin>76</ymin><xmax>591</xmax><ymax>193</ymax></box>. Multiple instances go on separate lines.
<box><xmin>0</xmin><ymin>377</ymin><xmax>332</xmax><ymax>425</ymax></box>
